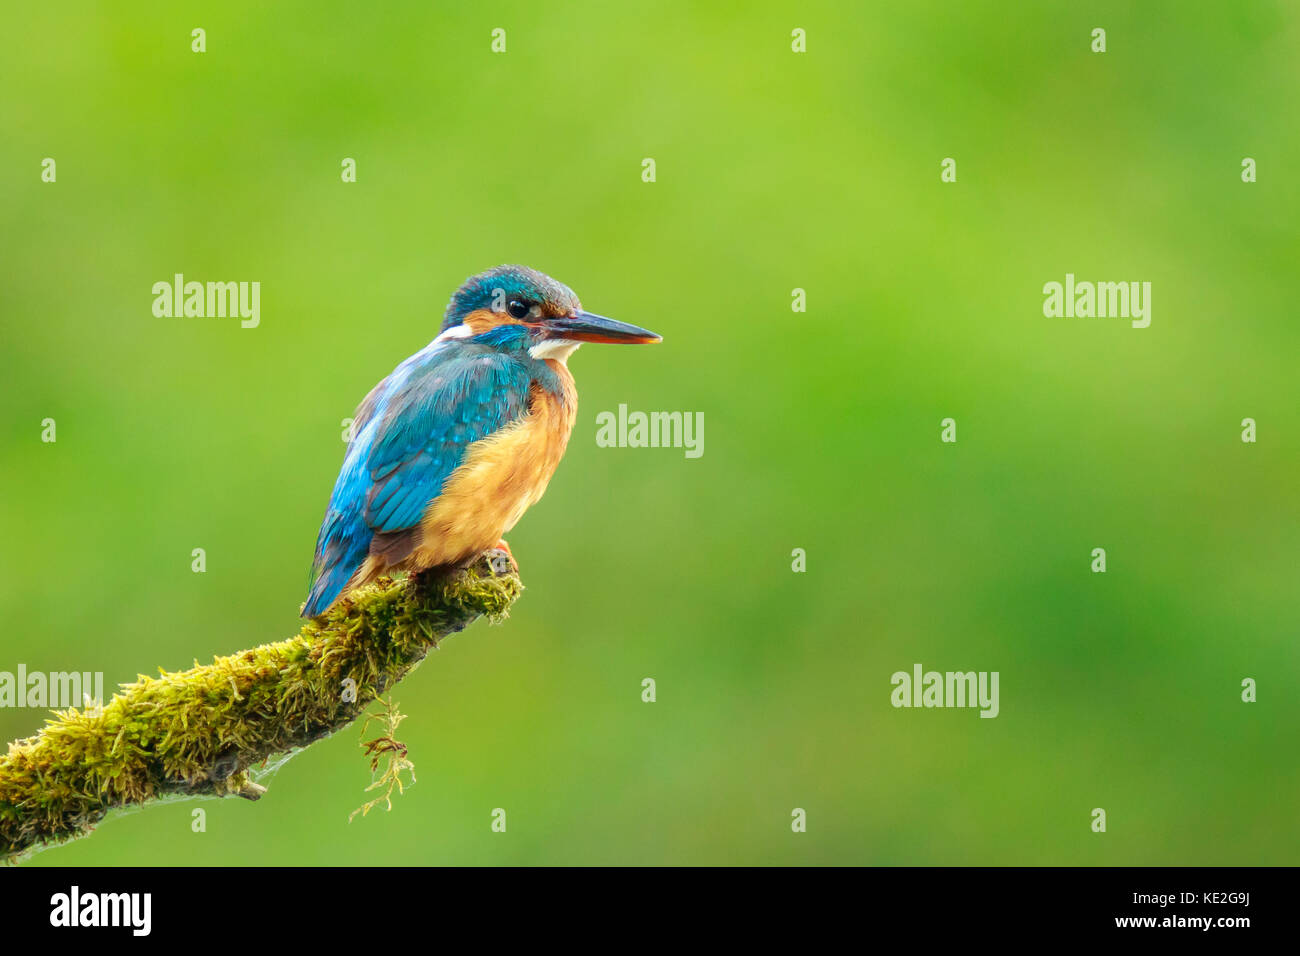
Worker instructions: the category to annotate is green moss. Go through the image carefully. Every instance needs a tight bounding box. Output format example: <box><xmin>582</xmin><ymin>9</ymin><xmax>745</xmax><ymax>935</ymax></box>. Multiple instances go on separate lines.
<box><xmin>0</xmin><ymin>555</ymin><xmax>522</xmax><ymax>862</ymax></box>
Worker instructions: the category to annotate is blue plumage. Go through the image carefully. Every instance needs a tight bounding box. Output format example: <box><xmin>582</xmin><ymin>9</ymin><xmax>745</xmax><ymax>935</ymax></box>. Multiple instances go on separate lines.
<box><xmin>303</xmin><ymin>339</ymin><xmax>534</xmax><ymax>617</ymax></box>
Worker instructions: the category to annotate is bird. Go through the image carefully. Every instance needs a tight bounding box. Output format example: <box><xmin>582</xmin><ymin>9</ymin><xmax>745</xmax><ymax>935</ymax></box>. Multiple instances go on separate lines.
<box><xmin>301</xmin><ymin>265</ymin><xmax>661</xmax><ymax>618</ymax></box>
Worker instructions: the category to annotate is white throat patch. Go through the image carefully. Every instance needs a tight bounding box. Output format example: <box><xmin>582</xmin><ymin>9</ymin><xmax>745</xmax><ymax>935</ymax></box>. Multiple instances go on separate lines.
<box><xmin>529</xmin><ymin>339</ymin><xmax>582</xmax><ymax>363</ymax></box>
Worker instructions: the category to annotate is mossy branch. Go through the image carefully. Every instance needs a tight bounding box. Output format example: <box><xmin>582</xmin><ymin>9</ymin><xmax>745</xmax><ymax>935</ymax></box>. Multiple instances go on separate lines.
<box><xmin>0</xmin><ymin>552</ymin><xmax>522</xmax><ymax>862</ymax></box>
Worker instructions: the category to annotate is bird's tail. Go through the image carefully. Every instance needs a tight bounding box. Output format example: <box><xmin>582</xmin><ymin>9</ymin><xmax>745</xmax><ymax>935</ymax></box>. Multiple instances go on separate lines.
<box><xmin>302</xmin><ymin>511</ymin><xmax>372</xmax><ymax>618</ymax></box>
<box><xmin>302</xmin><ymin>563</ymin><xmax>350</xmax><ymax>618</ymax></box>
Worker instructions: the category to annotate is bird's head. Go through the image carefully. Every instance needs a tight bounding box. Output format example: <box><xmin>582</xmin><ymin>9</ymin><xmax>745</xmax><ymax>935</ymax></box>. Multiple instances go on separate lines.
<box><xmin>440</xmin><ymin>265</ymin><xmax>661</xmax><ymax>362</ymax></box>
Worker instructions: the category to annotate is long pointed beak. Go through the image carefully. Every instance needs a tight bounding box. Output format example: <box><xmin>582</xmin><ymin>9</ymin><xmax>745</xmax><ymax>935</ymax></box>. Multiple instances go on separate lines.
<box><xmin>544</xmin><ymin>311</ymin><xmax>662</xmax><ymax>344</ymax></box>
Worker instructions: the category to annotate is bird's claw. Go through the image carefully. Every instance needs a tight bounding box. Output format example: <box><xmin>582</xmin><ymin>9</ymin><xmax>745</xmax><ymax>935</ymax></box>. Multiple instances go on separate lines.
<box><xmin>486</xmin><ymin>539</ymin><xmax>518</xmax><ymax>575</ymax></box>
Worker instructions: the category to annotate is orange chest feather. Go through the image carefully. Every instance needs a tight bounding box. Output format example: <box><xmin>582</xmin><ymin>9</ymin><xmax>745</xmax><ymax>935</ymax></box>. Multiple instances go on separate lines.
<box><xmin>413</xmin><ymin>361</ymin><xmax>577</xmax><ymax>568</ymax></box>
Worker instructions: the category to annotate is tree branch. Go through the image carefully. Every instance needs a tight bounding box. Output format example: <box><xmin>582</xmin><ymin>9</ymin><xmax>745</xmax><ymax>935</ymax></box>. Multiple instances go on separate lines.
<box><xmin>0</xmin><ymin>552</ymin><xmax>522</xmax><ymax>862</ymax></box>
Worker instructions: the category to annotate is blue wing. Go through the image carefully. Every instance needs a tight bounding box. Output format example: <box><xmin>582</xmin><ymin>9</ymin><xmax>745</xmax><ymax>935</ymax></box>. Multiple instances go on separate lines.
<box><xmin>303</xmin><ymin>342</ymin><xmax>532</xmax><ymax>616</ymax></box>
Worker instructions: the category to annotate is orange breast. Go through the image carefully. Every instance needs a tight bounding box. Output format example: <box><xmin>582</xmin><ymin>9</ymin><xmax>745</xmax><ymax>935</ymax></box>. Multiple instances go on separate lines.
<box><xmin>411</xmin><ymin>360</ymin><xmax>577</xmax><ymax>570</ymax></box>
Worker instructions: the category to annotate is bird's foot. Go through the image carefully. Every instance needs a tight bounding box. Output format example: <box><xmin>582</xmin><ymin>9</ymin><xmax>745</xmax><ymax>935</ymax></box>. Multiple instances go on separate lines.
<box><xmin>486</xmin><ymin>539</ymin><xmax>518</xmax><ymax>576</ymax></box>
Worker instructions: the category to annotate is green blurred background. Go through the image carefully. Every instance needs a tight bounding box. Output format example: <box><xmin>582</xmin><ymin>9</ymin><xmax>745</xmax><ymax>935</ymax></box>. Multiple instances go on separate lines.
<box><xmin>2</xmin><ymin>1</ymin><xmax>1296</xmax><ymax>865</ymax></box>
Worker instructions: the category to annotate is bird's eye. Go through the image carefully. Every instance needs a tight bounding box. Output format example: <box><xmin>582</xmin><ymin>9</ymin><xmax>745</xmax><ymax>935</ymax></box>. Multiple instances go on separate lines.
<box><xmin>507</xmin><ymin>300</ymin><xmax>530</xmax><ymax>320</ymax></box>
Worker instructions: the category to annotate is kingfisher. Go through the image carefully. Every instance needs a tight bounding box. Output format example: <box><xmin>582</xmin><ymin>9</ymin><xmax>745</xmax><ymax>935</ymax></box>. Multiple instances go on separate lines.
<box><xmin>302</xmin><ymin>265</ymin><xmax>660</xmax><ymax>618</ymax></box>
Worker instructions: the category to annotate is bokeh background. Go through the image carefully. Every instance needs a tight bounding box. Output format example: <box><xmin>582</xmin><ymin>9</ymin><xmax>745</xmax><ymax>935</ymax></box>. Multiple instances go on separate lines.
<box><xmin>2</xmin><ymin>1</ymin><xmax>1297</xmax><ymax>865</ymax></box>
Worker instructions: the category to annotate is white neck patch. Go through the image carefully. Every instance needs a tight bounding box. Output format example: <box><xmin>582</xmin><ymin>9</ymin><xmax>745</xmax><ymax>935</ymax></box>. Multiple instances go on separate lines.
<box><xmin>433</xmin><ymin>323</ymin><xmax>476</xmax><ymax>343</ymax></box>
<box><xmin>529</xmin><ymin>339</ymin><xmax>582</xmax><ymax>363</ymax></box>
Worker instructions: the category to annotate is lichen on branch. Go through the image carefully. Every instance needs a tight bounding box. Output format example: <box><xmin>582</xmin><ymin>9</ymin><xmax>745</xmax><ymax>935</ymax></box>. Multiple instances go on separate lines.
<box><xmin>0</xmin><ymin>552</ymin><xmax>521</xmax><ymax>862</ymax></box>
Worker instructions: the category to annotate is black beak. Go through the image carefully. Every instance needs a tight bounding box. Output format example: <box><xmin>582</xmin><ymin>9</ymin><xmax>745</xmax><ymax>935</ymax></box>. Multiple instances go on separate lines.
<box><xmin>543</xmin><ymin>311</ymin><xmax>662</xmax><ymax>344</ymax></box>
